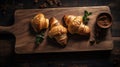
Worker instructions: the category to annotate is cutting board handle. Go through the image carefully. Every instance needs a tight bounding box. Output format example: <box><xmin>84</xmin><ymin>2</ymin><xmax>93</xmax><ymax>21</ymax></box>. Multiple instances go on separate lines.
<box><xmin>0</xmin><ymin>26</ymin><xmax>13</xmax><ymax>33</ymax></box>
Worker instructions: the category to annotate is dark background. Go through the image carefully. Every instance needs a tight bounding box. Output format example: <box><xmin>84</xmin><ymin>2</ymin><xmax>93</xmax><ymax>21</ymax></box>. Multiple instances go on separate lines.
<box><xmin>0</xmin><ymin>0</ymin><xmax>120</xmax><ymax>67</ymax></box>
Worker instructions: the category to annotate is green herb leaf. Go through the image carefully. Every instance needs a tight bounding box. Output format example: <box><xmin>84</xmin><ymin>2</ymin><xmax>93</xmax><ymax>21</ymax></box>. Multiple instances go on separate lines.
<box><xmin>88</xmin><ymin>12</ymin><xmax>92</xmax><ymax>16</ymax></box>
<box><xmin>84</xmin><ymin>10</ymin><xmax>88</xmax><ymax>15</ymax></box>
<box><xmin>35</xmin><ymin>30</ymin><xmax>45</xmax><ymax>45</ymax></box>
<box><xmin>36</xmin><ymin>35</ymin><xmax>44</xmax><ymax>45</ymax></box>
<box><xmin>83</xmin><ymin>10</ymin><xmax>92</xmax><ymax>25</ymax></box>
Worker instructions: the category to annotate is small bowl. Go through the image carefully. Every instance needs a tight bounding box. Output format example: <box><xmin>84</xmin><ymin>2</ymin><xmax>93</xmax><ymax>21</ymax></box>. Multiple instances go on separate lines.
<box><xmin>96</xmin><ymin>13</ymin><xmax>112</xmax><ymax>28</ymax></box>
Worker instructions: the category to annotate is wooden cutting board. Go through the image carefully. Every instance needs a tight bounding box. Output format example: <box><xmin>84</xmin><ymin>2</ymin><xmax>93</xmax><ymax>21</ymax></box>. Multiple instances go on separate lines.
<box><xmin>0</xmin><ymin>6</ymin><xmax>113</xmax><ymax>54</ymax></box>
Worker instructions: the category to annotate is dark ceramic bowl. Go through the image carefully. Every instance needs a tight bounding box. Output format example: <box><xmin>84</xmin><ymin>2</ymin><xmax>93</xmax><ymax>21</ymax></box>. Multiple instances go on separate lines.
<box><xmin>96</xmin><ymin>13</ymin><xmax>112</xmax><ymax>28</ymax></box>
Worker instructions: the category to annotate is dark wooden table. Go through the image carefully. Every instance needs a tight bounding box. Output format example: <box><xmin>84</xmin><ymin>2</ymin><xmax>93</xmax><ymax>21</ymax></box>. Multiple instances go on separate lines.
<box><xmin>0</xmin><ymin>0</ymin><xmax>120</xmax><ymax>67</ymax></box>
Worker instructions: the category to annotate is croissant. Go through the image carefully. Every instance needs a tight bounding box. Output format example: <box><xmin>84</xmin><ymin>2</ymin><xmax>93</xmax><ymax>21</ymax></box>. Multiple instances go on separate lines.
<box><xmin>31</xmin><ymin>13</ymin><xmax>49</xmax><ymax>32</ymax></box>
<box><xmin>48</xmin><ymin>17</ymin><xmax>67</xmax><ymax>46</ymax></box>
<box><xmin>64</xmin><ymin>15</ymin><xmax>90</xmax><ymax>35</ymax></box>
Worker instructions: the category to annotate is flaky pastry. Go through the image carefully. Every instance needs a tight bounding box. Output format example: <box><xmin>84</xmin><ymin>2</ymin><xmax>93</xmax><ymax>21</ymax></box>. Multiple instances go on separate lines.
<box><xmin>64</xmin><ymin>15</ymin><xmax>90</xmax><ymax>35</ymax></box>
<box><xmin>48</xmin><ymin>17</ymin><xmax>67</xmax><ymax>46</ymax></box>
<box><xmin>31</xmin><ymin>13</ymin><xmax>49</xmax><ymax>32</ymax></box>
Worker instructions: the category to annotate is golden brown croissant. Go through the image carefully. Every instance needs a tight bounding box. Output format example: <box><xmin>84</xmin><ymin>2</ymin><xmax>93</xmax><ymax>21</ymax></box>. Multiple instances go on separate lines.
<box><xmin>31</xmin><ymin>13</ymin><xmax>49</xmax><ymax>32</ymax></box>
<box><xmin>48</xmin><ymin>17</ymin><xmax>67</xmax><ymax>46</ymax></box>
<box><xmin>64</xmin><ymin>15</ymin><xmax>90</xmax><ymax>35</ymax></box>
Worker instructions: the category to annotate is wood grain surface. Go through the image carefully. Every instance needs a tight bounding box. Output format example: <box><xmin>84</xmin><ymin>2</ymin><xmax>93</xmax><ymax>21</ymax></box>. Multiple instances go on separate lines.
<box><xmin>0</xmin><ymin>6</ymin><xmax>113</xmax><ymax>54</ymax></box>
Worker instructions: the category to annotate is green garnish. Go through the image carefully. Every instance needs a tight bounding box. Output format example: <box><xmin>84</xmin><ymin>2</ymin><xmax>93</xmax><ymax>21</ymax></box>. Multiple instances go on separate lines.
<box><xmin>35</xmin><ymin>30</ymin><xmax>45</xmax><ymax>45</ymax></box>
<box><xmin>83</xmin><ymin>10</ymin><xmax>92</xmax><ymax>25</ymax></box>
